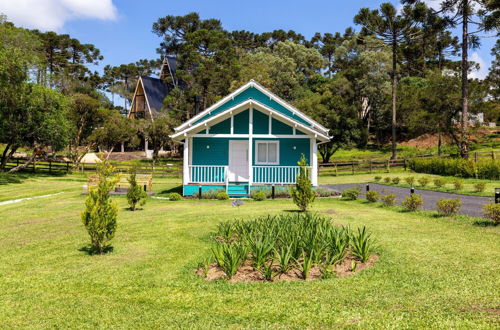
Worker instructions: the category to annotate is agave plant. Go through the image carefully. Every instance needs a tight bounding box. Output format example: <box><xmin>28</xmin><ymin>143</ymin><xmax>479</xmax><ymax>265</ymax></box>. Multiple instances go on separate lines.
<box><xmin>220</xmin><ymin>243</ymin><xmax>247</xmax><ymax>279</ymax></box>
<box><xmin>296</xmin><ymin>250</ymin><xmax>315</xmax><ymax>280</ymax></box>
<box><xmin>260</xmin><ymin>262</ymin><xmax>275</xmax><ymax>281</ymax></box>
<box><xmin>351</xmin><ymin>227</ymin><xmax>374</xmax><ymax>263</ymax></box>
<box><xmin>275</xmin><ymin>244</ymin><xmax>293</xmax><ymax>274</ymax></box>
<box><xmin>248</xmin><ymin>235</ymin><xmax>274</xmax><ymax>269</ymax></box>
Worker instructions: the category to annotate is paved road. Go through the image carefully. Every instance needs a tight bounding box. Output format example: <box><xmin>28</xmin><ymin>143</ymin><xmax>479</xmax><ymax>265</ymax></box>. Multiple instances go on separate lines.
<box><xmin>321</xmin><ymin>183</ymin><xmax>492</xmax><ymax>218</ymax></box>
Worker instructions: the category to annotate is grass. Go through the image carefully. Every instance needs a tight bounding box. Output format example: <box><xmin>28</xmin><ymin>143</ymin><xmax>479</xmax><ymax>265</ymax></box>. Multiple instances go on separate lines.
<box><xmin>0</xmin><ymin>174</ymin><xmax>499</xmax><ymax>327</ymax></box>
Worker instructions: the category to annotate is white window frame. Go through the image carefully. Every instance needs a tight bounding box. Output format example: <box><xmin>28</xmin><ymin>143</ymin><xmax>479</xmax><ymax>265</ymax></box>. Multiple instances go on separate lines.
<box><xmin>255</xmin><ymin>140</ymin><xmax>279</xmax><ymax>165</ymax></box>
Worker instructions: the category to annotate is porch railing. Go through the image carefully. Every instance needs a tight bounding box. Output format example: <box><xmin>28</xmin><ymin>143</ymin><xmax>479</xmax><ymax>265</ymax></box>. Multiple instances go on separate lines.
<box><xmin>189</xmin><ymin>165</ymin><xmax>227</xmax><ymax>183</ymax></box>
<box><xmin>253</xmin><ymin>166</ymin><xmax>310</xmax><ymax>184</ymax></box>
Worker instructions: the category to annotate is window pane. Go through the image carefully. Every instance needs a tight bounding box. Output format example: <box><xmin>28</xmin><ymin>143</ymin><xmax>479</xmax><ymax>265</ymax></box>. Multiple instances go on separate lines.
<box><xmin>257</xmin><ymin>143</ymin><xmax>267</xmax><ymax>163</ymax></box>
<box><xmin>268</xmin><ymin>143</ymin><xmax>277</xmax><ymax>163</ymax></box>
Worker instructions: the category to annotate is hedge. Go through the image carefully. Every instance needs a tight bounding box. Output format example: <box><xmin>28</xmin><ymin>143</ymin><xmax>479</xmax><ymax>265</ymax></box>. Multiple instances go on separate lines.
<box><xmin>408</xmin><ymin>158</ymin><xmax>500</xmax><ymax>180</ymax></box>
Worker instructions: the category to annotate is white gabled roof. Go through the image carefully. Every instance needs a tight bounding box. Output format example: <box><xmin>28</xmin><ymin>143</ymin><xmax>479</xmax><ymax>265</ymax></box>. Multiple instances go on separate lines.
<box><xmin>170</xmin><ymin>98</ymin><xmax>330</xmax><ymax>142</ymax></box>
<box><xmin>173</xmin><ymin>80</ymin><xmax>329</xmax><ymax>135</ymax></box>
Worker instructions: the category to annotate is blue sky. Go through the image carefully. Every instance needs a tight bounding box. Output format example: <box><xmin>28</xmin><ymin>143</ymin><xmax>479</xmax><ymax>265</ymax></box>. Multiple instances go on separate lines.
<box><xmin>0</xmin><ymin>0</ymin><xmax>496</xmax><ymax>79</ymax></box>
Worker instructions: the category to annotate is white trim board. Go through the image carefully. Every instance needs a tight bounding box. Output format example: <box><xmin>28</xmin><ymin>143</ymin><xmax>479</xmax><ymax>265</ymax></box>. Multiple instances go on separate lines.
<box><xmin>173</xmin><ymin>80</ymin><xmax>329</xmax><ymax>135</ymax></box>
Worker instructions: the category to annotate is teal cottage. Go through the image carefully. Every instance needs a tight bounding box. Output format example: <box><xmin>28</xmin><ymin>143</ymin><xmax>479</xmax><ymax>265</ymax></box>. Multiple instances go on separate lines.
<box><xmin>170</xmin><ymin>80</ymin><xmax>331</xmax><ymax>197</ymax></box>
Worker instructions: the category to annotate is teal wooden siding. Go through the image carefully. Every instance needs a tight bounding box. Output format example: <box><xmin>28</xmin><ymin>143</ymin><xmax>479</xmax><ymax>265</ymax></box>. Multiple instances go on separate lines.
<box><xmin>209</xmin><ymin>119</ymin><xmax>230</xmax><ymax>134</ymax></box>
<box><xmin>192</xmin><ymin>137</ymin><xmax>229</xmax><ymax>165</ymax></box>
<box><xmin>253</xmin><ymin>110</ymin><xmax>269</xmax><ymax>134</ymax></box>
<box><xmin>271</xmin><ymin>118</ymin><xmax>293</xmax><ymax>134</ymax></box>
<box><xmin>183</xmin><ymin>185</ymin><xmax>225</xmax><ymax>196</ymax></box>
<box><xmin>193</xmin><ymin>86</ymin><xmax>310</xmax><ymax>126</ymax></box>
<box><xmin>233</xmin><ymin>110</ymin><xmax>249</xmax><ymax>134</ymax></box>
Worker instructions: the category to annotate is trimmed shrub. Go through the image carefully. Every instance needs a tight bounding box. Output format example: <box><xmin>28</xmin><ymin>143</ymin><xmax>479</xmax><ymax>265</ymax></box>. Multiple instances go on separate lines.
<box><xmin>216</xmin><ymin>192</ymin><xmax>229</xmax><ymax>200</ymax></box>
<box><xmin>374</xmin><ymin>176</ymin><xmax>382</xmax><ymax>182</ymax></box>
<box><xmin>452</xmin><ymin>179</ymin><xmax>464</xmax><ymax>190</ymax></box>
<box><xmin>252</xmin><ymin>191</ymin><xmax>267</xmax><ymax>201</ymax></box>
<box><xmin>201</xmin><ymin>189</ymin><xmax>226</xmax><ymax>199</ymax></box>
<box><xmin>342</xmin><ymin>188</ymin><xmax>360</xmax><ymax>200</ymax></box>
<box><xmin>436</xmin><ymin>198</ymin><xmax>462</xmax><ymax>215</ymax></box>
<box><xmin>402</xmin><ymin>194</ymin><xmax>423</xmax><ymax>211</ymax></box>
<box><xmin>417</xmin><ymin>176</ymin><xmax>430</xmax><ymax>187</ymax></box>
<box><xmin>408</xmin><ymin>158</ymin><xmax>500</xmax><ymax>180</ymax></box>
<box><xmin>474</xmin><ymin>182</ymin><xmax>486</xmax><ymax>192</ymax></box>
<box><xmin>381</xmin><ymin>194</ymin><xmax>397</xmax><ymax>207</ymax></box>
<box><xmin>392</xmin><ymin>177</ymin><xmax>400</xmax><ymax>184</ymax></box>
<box><xmin>291</xmin><ymin>154</ymin><xmax>315</xmax><ymax>211</ymax></box>
<box><xmin>483</xmin><ymin>203</ymin><xmax>500</xmax><ymax>225</ymax></box>
<box><xmin>433</xmin><ymin>178</ymin><xmax>446</xmax><ymax>188</ymax></box>
<box><xmin>315</xmin><ymin>187</ymin><xmax>336</xmax><ymax>197</ymax></box>
<box><xmin>168</xmin><ymin>192</ymin><xmax>182</xmax><ymax>201</ymax></box>
<box><xmin>405</xmin><ymin>176</ymin><xmax>415</xmax><ymax>186</ymax></box>
<box><xmin>366</xmin><ymin>190</ymin><xmax>379</xmax><ymax>202</ymax></box>
<box><xmin>126</xmin><ymin>167</ymin><xmax>147</xmax><ymax>211</ymax></box>
<box><xmin>384</xmin><ymin>177</ymin><xmax>391</xmax><ymax>183</ymax></box>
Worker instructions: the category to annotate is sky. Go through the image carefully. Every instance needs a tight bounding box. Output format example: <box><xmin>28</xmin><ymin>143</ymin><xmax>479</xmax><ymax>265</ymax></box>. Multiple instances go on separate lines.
<box><xmin>0</xmin><ymin>0</ymin><xmax>496</xmax><ymax>81</ymax></box>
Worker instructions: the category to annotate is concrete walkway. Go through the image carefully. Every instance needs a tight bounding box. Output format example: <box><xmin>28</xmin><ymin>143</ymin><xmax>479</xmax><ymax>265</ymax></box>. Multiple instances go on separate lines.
<box><xmin>321</xmin><ymin>183</ymin><xmax>492</xmax><ymax>218</ymax></box>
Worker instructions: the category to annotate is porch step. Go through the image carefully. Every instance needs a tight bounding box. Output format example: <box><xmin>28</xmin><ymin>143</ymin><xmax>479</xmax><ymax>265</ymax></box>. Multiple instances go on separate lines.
<box><xmin>227</xmin><ymin>182</ymin><xmax>249</xmax><ymax>197</ymax></box>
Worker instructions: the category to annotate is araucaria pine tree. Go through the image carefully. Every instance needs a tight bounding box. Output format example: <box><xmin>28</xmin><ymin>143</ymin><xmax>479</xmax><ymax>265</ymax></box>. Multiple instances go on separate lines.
<box><xmin>81</xmin><ymin>161</ymin><xmax>119</xmax><ymax>254</ymax></box>
<box><xmin>126</xmin><ymin>167</ymin><xmax>147</xmax><ymax>211</ymax></box>
<box><xmin>291</xmin><ymin>154</ymin><xmax>315</xmax><ymax>212</ymax></box>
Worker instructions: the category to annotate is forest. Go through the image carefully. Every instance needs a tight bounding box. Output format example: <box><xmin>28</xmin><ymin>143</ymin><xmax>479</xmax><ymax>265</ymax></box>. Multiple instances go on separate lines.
<box><xmin>0</xmin><ymin>0</ymin><xmax>498</xmax><ymax>171</ymax></box>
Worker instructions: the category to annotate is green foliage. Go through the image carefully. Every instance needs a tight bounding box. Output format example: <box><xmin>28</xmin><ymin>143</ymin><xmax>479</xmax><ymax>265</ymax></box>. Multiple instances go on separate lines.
<box><xmin>402</xmin><ymin>194</ymin><xmax>424</xmax><ymax>212</ymax></box>
<box><xmin>483</xmin><ymin>204</ymin><xmax>500</xmax><ymax>225</ymax></box>
<box><xmin>215</xmin><ymin>191</ymin><xmax>229</xmax><ymax>200</ymax></box>
<box><xmin>81</xmin><ymin>162</ymin><xmax>119</xmax><ymax>254</ymax></box>
<box><xmin>342</xmin><ymin>188</ymin><xmax>360</xmax><ymax>200</ymax></box>
<box><xmin>168</xmin><ymin>192</ymin><xmax>182</xmax><ymax>201</ymax></box>
<box><xmin>433</xmin><ymin>178</ymin><xmax>446</xmax><ymax>188</ymax></box>
<box><xmin>384</xmin><ymin>177</ymin><xmax>391</xmax><ymax>183</ymax></box>
<box><xmin>351</xmin><ymin>227</ymin><xmax>374</xmax><ymax>263</ymax></box>
<box><xmin>381</xmin><ymin>194</ymin><xmax>397</xmax><ymax>207</ymax></box>
<box><xmin>206</xmin><ymin>213</ymin><xmax>374</xmax><ymax>281</ymax></box>
<box><xmin>291</xmin><ymin>154</ymin><xmax>315</xmax><ymax>211</ymax></box>
<box><xmin>366</xmin><ymin>190</ymin><xmax>380</xmax><ymax>202</ymax></box>
<box><xmin>374</xmin><ymin>176</ymin><xmax>382</xmax><ymax>182</ymax></box>
<box><xmin>251</xmin><ymin>191</ymin><xmax>267</xmax><ymax>201</ymax></box>
<box><xmin>474</xmin><ymin>182</ymin><xmax>486</xmax><ymax>192</ymax></box>
<box><xmin>126</xmin><ymin>168</ymin><xmax>147</xmax><ymax>211</ymax></box>
<box><xmin>409</xmin><ymin>158</ymin><xmax>500</xmax><ymax>180</ymax></box>
<box><xmin>417</xmin><ymin>177</ymin><xmax>430</xmax><ymax>187</ymax></box>
<box><xmin>405</xmin><ymin>176</ymin><xmax>415</xmax><ymax>186</ymax></box>
<box><xmin>436</xmin><ymin>199</ymin><xmax>462</xmax><ymax>216</ymax></box>
<box><xmin>392</xmin><ymin>177</ymin><xmax>401</xmax><ymax>184</ymax></box>
<box><xmin>452</xmin><ymin>179</ymin><xmax>464</xmax><ymax>190</ymax></box>
<box><xmin>201</xmin><ymin>189</ymin><xmax>226</xmax><ymax>199</ymax></box>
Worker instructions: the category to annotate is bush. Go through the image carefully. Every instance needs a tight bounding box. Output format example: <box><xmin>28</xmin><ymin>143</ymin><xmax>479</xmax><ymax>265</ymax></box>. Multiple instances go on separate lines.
<box><xmin>433</xmin><ymin>178</ymin><xmax>446</xmax><ymax>188</ymax></box>
<box><xmin>126</xmin><ymin>168</ymin><xmax>147</xmax><ymax>211</ymax></box>
<box><xmin>402</xmin><ymin>194</ymin><xmax>423</xmax><ymax>211</ymax></box>
<box><xmin>408</xmin><ymin>158</ymin><xmax>500</xmax><ymax>180</ymax></box>
<box><xmin>452</xmin><ymin>179</ymin><xmax>464</xmax><ymax>190</ymax></box>
<box><xmin>252</xmin><ymin>191</ymin><xmax>267</xmax><ymax>201</ymax></box>
<box><xmin>417</xmin><ymin>176</ymin><xmax>430</xmax><ymax>187</ymax></box>
<box><xmin>290</xmin><ymin>154</ymin><xmax>315</xmax><ymax>211</ymax></box>
<box><xmin>374</xmin><ymin>176</ymin><xmax>382</xmax><ymax>182</ymax></box>
<box><xmin>384</xmin><ymin>177</ymin><xmax>391</xmax><ymax>183</ymax></box>
<box><xmin>405</xmin><ymin>176</ymin><xmax>415</xmax><ymax>186</ymax></box>
<box><xmin>474</xmin><ymin>182</ymin><xmax>486</xmax><ymax>192</ymax></box>
<box><xmin>483</xmin><ymin>203</ymin><xmax>500</xmax><ymax>225</ymax></box>
<box><xmin>366</xmin><ymin>190</ymin><xmax>379</xmax><ymax>202</ymax></box>
<box><xmin>391</xmin><ymin>177</ymin><xmax>400</xmax><ymax>184</ymax></box>
<box><xmin>201</xmin><ymin>189</ymin><xmax>226</xmax><ymax>199</ymax></box>
<box><xmin>81</xmin><ymin>162</ymin><xmax>119</xmax><ymax>254</ymax></box>
<box><xmin>216</xmin><ymin>191</ymin><xmax>229</xmax><ymax>200</ymax></box>
<box><xmin>436</xmin><ymin>198</ymin><xmax>462</xmax><ymax>215</ymax></box>
<box><xmin>168</xmin><ymin>192</ymin><xmax>182</xmax><ymax>201</ymax></box>
<box><xmin>342</xmin><ymin>188</ymin><xmax>360</xmax><ymax>200</ymax></box>
<box><xmin>381</xmin><ymin>194</ymin><xmax>397</xmax><ymax>207</ymax></box>
<box><xmin>315</xmin><ymin>187</ymin><xmax>336</xmax><ymax>197</ymax></box>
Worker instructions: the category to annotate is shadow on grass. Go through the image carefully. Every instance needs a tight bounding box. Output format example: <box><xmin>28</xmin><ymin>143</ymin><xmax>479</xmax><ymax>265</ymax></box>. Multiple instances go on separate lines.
<box><xmin>79</xmin><ymin>245</ymin><xmax>114</xmax><ymax>255</ymax></box>
<box><xmin>159</xmin><ymin>185</ymin><xmax>182</xmax><ymax>195</ymax></box>
<box><xmin>0</xmin><ymin>171</ymin><xmax>69</xmax><ymax>186</ymax></box>
<box><xmin>473</xmin><ymin>220</ymin><xmax>497</xmax><ymax>227</ymax></box>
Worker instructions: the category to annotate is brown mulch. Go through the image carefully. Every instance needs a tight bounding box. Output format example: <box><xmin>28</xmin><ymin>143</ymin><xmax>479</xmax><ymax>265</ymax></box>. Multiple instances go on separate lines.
<box><xmin>195</xmin><ymin>254</ymin><xmax>379</xmax><ymax>283</ymax></box>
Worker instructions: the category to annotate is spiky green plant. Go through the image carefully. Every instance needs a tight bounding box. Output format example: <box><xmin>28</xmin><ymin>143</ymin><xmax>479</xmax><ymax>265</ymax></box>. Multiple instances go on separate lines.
<box><xmin>220</xmin><ymin>243</ymin><xmax>246</xmax><ymax>279</ymax></box>
<box><xmin>260</xmin><ymin>262</ymin><xmax>275</xmax><ymax>281</ymax></box>
<box><xmin>351</xmin><ymin>227</ymin><xmax>374</xmax><ymax>263</ymax></box>
<box><xmin>297</xmin><ymin>250</ymin><xmax>315</xmax><ymax>280</ymax></box>
<box><xmin>275</xmin><ymin>244</ymin><xmax>293</xmax><ymax>274</ymax></box>
<box><xmin>249</xmin><ymin>235</ymin><xmax>274</xmax><ymax>269</ymax></box>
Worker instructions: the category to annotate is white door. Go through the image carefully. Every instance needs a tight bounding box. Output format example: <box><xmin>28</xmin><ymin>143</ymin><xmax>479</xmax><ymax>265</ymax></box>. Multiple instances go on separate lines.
<box><xmin>228</xmin><ymin>140</ymin><xmax>249</xmax><ymax>182</ymax></box>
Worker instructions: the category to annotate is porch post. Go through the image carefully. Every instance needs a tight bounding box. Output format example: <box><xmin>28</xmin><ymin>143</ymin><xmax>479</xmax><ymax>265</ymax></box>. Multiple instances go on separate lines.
<box><xmin>183</xmin><ymin>137</ymin><xmax>189</xmax><ymax>186</ymax></box>
<box><xmin>248</xmin><ymin>107</ymin><xmax>253</xmax><ymax>185</ymax></box>
<box><xmin>311</xmin><ymin>137</ymin><xmax>318</xmax><ymax>186</ymax></box>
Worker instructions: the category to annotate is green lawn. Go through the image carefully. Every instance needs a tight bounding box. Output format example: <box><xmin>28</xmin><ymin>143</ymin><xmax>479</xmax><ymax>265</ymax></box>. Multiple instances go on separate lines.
<box><xmin>0</xmin><ymin>174</ymin><xmax>499</xmax><ymax>328</ymax></box>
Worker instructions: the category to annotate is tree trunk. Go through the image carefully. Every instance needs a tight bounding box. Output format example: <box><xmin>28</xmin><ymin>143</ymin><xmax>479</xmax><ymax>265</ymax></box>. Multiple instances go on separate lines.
<box><xmin>0</xmin><ymin>144</ymin><xmax>16</xmax><ymax>172</ymax></box>
<box><xmin>391</xmin><ymin>37</ymin><xmax>398</xmax><ymax>160</ymax></box>
<box><xmin>8</xmin><ymin>153</ymin><xmax>36</xmax><ymax>174</ymax></box>
<box><xmin>460</xmin><ymin>3</ymin><xmax>469</xmax><ymax>159</ymax></box>
<box><xmin>438</xmin><ymin>132</ymin><xmax>442</xmax><ymax>156</ymax></box>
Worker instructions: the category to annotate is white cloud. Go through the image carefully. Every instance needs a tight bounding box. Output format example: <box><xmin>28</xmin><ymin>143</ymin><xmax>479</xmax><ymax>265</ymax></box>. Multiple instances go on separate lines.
<box><xmin>0</xmin><ymin>0</ymin><xmax>117</xmax><ymax>31</ymax></box>
<box><xmin>422</xmin><ymin>0</ymin><xmax>443</xmax><ymax>11</ymax></box>
<box><xmin>469</xmin><ymin>52</ymin><xmax>489</xmax><ymax>80</ymax></box>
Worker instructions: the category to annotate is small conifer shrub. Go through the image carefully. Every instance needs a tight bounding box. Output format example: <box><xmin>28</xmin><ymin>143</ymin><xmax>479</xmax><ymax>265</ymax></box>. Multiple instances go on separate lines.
<box><xmin>126</xmin><ymin>167</ymin><xmax>147</xmax><ymax>211</ymax></box>
<box><xmin>291</xmin><ymin>154</ymin><xmax>315</xmax><ymax>211</ymax></box>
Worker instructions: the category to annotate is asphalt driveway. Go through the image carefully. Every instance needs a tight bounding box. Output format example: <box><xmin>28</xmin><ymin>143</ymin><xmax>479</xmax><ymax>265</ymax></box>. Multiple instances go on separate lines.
<box><xmin>321</xmin><ymin>183</ymin><xmax>493</xmax><ymax>218</ymax></box>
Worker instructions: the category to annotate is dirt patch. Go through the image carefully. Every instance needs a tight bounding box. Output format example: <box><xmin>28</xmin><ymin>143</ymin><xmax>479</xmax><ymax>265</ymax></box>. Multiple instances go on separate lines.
<box><xmin>400</xmin><ymin>133</ymin><xmax>452</xmax><ymax>149</ymax></box>
<box><xmin>465</xmin><ymin>306</ymin><xmax>500</xmax><ymax>315</ymax></box>
<box><xmin>323</xmin><ymin>209</ymin><xmax>337</xmax><ymax>214</ymax></box>
<box><xmin>195</xmin><ymin>254</ymin><xmax>379</xmax><ymax>283</ymax></box>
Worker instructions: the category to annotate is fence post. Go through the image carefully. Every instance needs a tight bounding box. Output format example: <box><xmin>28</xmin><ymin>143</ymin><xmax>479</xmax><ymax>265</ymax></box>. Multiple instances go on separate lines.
<box><xmin>33</xmin><ymin>161</ymin><xmax>35</xmax><ymax>173</ymax></box>
<box><xmin>492</xmin><ymin>151</ymin><xmax>495</xmax><ymax>160</ymax></box>
<box><xmin>404</xmin><ymin>159</ymin><xmax>407</xmax><ymax>171</ymax></box>
<box><xmin>49</xmin><ymin>160</ymin><xmax>52</xmax><ymax>174</ymax></box>
<box><xmin>386</xmin><ymin>160</ymin><xmax>390</xmax><ymax>173</ymax></box>
<box><xmin>369</xmin><ymin>161</ymin><xmax>372</xmax><ymax>173</ymax></box>
<box><xmin>351</xmin><ymin>162</ymin><xmax>354</xmax><ymax>175</ymax></box>
<box><xmin>474</xmin><ymin>152</ymin><xmax>478</xmax><ymax>163</ymax></box>
<box><xmin>66</xmin><ymin>161</ymin><xmax>70</xmax><ymax>173</ymax></box>
<box><xmin>16</xmin><ymin>158</ymin><xmax>19</xmax><ymax>167</ymax></box>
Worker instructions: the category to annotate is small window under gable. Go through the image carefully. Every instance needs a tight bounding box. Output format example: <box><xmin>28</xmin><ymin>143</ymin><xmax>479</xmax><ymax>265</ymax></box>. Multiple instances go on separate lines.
<box><xmin>255</xmin><ymin>141</ymin><xmax>279</xmax><ymax>165</ymax></box>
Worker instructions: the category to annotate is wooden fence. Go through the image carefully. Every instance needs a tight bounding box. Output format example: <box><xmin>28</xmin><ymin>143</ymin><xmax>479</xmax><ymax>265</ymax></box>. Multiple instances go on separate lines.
<box><xmin>4</xmin><ymin>149</ymin><xmax>498</xmax><ymax>176</ymax></box>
